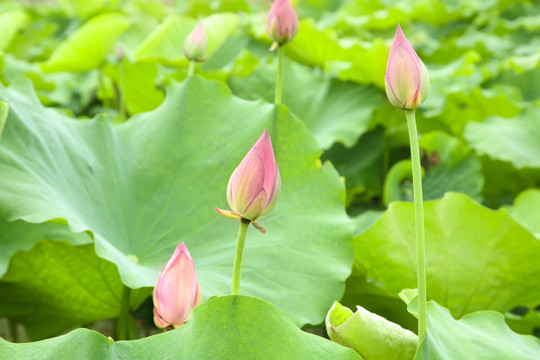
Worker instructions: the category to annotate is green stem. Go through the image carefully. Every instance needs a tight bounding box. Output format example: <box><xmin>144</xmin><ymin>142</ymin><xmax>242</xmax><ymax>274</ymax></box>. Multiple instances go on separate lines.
<box><xmin>274</xmin><ymin>45</ymin><xmax>284</xmax><ymax>105</ymax></box>
<box><xmin>118</xmin><ymin>59</ymin><xmax>126</xmax><ymax>121</ymax></box>
<box><xmin>231</xmin><ymin>218</ymin><xmax>250</xmax><ymax>295</ymax></box>
<box><xmin>117</xmin><ymin>286</ymin><xmax>136</xmax><ymax>340</ymax></box>
<box><xmin>8</xmin><ymin>318</ymin><xmax>18</xmax><ymax>343</ymax></box>
<box><xmin>188</xmin><ymin>61</ymin><xmax>196</xmax><ymax>77</ymax></box>
<box><xmin>404</xmin><ymin>109</ymin><xmax>427</xmax><ymax>343</ymax></box>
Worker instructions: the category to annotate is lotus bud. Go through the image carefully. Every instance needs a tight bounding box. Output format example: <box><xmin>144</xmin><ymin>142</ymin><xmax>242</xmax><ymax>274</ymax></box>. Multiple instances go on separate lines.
<box><xmin>385</xmin><ymin>24</ymin><xmax>430</xmax><ymax>110</ymax></box>
<box><xmin>267</xmin><ymin>0</ymin><xmax>298</xmax><ymax>47</ymax></box>
<box><xmin>153</xmin><ymin>243</ymin><xmax>201</xmax><ymax>328</ymax></box>
<box><xmin>216</xmin><ymin>129</ymin><xmax>281</xmax><ymax>232</ymax></box>
<box><xmin>183</xmin><ymin>23</ymin><xmax>207</xmax><ymax>62</ymax></box>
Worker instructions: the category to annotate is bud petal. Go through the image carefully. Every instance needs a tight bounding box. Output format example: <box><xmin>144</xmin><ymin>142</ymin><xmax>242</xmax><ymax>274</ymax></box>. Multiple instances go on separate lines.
<box><xmin>223</xmin><ymin>129</ymin><xmax>281</xmax><ymax>222</ymax></box>
<box><xmin>385</xmin><ymin>25</ymin><xmax>430</xmax><ymax>110</ymax></box>
<box><xmin>267</xmin><ymin>0</ymin><xmax>298</xmax><ymax>45</ymax></box>
<box><xmin>251</xmin><ymin>220</ymin><xmax>267</xmax><ymax>234</ymax></box>
<box><xmin>183</xmin><ymin>23</ymin><xmax>207</xmax><ymax>62</ymax></box>
<box><xmin>215</xmin><ymin>208</ymin><xmax>242</xmax><ymax>219</ymax></box>
<box><xmin>153</xmin><ymin>243</ymin><xmax>201</xmax><ymax>328</ymax></box>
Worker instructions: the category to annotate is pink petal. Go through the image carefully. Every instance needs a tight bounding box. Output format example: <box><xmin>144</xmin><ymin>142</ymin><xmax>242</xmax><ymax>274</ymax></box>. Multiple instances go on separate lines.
<box><xmin>153</xmin><ymin>243</ymin><xmax>200</xmax><ymax>327</ymax></box>
<box><xmin>225</xmin><ymin>129</ymin><xmax>281</xmax><ymax>221</ymax></box>
<box><xmin>242</xmin><ymin>189</ymin><xmax>267</xmax><ymax>220</ymax></box>
<box><xmin>385</xmin><ymin>25</ymin><xmax>423</xmax><ymax>107</ymax></box>
<box><xmin>267</xmin><ymin>0</ymin><xmax>298</xmax><ymax>44</ymax></box>
<box><xmin>215</xmin><ymin>208</ymin><xmax>242</xmax><ymax>219</ymax></box>
<box><xmin>228</xmin><ymin>139</ymin><xmax>265</xmax><ymax>215</ymax></box>
<box><xmin>153</xmin><ymin>307</ymin><xmax>169</xmax><ymax>328</ymax></box>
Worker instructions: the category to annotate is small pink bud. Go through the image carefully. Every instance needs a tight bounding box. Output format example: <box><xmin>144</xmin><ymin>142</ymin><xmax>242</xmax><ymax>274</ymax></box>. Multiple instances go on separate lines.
<box><xmin>216</xmin><ymin>129</ymin><xmax>281</xmax><ymax>226</ymax></box>
<box><xmin>183</xmin><ymin>23</ymin><xmax>207</xmax><ymax>62</ymax></box>
<box><xmin>153</xmin><ymin>243</ymin><xmax>201</xmax><ymax>328</ymax></box>
<box><xmin>267</xmin><ymin>0</ymin><xmax>298</xmax><ymax>46</ymax></box>
<box><xmin>385</xmin><ymin>25</ymin><xmax>430</xmax><ymax>110</ymax></box>
<box><xmin>116</xmin><ymin>46</ymin><xmax>124</xmax><ymax>60</ymax></box>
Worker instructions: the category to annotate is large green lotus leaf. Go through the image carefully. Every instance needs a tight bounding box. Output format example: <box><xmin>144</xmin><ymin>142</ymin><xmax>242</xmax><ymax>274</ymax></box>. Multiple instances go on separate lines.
<box><xmin>0</xmin><ymin>100</ymin><xmax>7</xmax><ymax>139</ymax></box>
<box><xmin>465</xmin><ymin>109</ymin><xmax>540</xmax><ymax>169</ymax></box>
<box><xmin>0</xmin><ymin>216</ymin><xmax>91</xmax><ymax>277</ymax></box>
<box><xmin>355</xmin><ymin>192</ymin><xmax>540</xmax><ymax>318</ymax></box>
<box><xmin>134</xmin><ymin>13</ymin><xmax>238</xmax><ymax>66</ymax></box>
<box><xmin>0</xmin><ymin>77</ymin><xmax>353</xmax><ymax>327</ymax></box>
<box><xmin>114</xmin><ymin>296</ymin><xmax>362</xmax><ymax>359</ymax></box>
<box><xmin>102</xmin><ymin>59</ymin><xmax>164</xmax><ymax>115</ymax></box>
<box><xmin>0</xmin><ymin>10</ymin><xmax>28</xmax><ymax>52</ymax></box>
<box><xmin>326</xmin><ymin>301</ymin><xmax>417</xmax><ymax>360</ymax></box>
<box><xmin>0</xmin><ymin>296</ymin><xmax>362</xmax><ymax>360</ymax></box>
<box><xmin>506</xmin><ymin>188</ymin><xmax>540</xmax><ymax>239</ymax></box>
<box><xmin>42</xmin><ymin>13</ymin><xmax>130</xmax><ymax>73</ymax></box>
<box><xmin>352</xmin><ymin>210</ymin><xmax>383</xmax><ymax>237</ymax></box>
<box><xmin>0</xmin><ymin>240</ymin><xmax>150</xmax><ymax>340</ymax></box>
<box><xmin>229</xmin><ymin>60</ymin><xmax>382</xmax><ymax>149</ymax></box>
<box><xmin>0</xmin><ymin>329</ymin><xmax>112</xmax><ymax>360</ymax></box>
<box><xmin>404</xmin><ymin>298</ymin><xmax>540</xmax><ymax>360</ymax></box>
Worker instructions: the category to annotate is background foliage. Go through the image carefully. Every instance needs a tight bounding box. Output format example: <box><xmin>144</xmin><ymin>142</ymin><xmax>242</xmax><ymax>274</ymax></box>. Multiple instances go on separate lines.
<box><xmin>0</xmin><ymin>0</ymin><xmax>539</xmax><ymax>358</ymax></box>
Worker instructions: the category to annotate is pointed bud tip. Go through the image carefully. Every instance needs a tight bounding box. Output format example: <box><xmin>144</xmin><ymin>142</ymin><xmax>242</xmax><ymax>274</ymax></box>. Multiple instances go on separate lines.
<box><xmin>223</xmin><ymin>130</ymin><xmax>280</xmax><ymax>221</ymax></box>
<box><xmin>153</xmin><ymin>242</ymin><xmax>200</xmax><ymax>328</ymax></box>
<box><xmin>385</xmin><ymin>24</ymin><xmax>430</xmax><ymax>110</ymax></box>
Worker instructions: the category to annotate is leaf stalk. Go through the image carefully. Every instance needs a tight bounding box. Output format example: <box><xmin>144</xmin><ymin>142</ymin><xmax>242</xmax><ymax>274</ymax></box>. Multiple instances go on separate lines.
<box><xmin>117</xmin><ymin>285</ymin><xmax>136</xmax><ymax>340</ymax></box>
<box><xmin>188</xmin><ymin>60</ymin><xmax>196</xmax><ymax>77</ymax></box>
<box><xmin>274</xmin><ymin>45</ymin><xmax>284</xmax><ymax>105</ymax></box>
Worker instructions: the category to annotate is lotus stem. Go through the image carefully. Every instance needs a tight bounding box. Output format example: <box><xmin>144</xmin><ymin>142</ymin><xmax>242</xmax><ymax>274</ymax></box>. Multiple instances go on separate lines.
<box><xmin>231</xmin><ymin>218</ymin><xmax>251</xmax><ymax>295</ymax></box>
<box><xmin>404</xmin><ymin>109</ymin><xmax>427</xmax><ymax>343</ymax></box>
<box><xmin>117</xmin><ymin>285</ymin><xmax>136</xmax><ymax>340</ymax></box>
<box><xmin>188</xmin><ymin>61</ymin><xmax>196</xmax><ymax>77</ymax></box>
<box><xmin>275</xmin><ymin>45</ymin><xmax>284</xmax><ymax>105</ymax></box>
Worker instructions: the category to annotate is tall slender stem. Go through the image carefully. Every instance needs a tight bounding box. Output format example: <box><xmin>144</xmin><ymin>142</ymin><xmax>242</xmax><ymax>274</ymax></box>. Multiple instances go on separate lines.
<box><xmin>231</xmin><ymin>218</ymin><xmax>250</xmax><ymax>295</ymax></box>
<box><xmin>274</xmin><ymin>45</ymin><xmax>284</xmax><ymax>105</ymax></box>
<box><xmin>118</xmin><ymin>59</ymin><xmax>126</xmax><ymax>121</ymax></box>
<box><xmin>188</xmin><ymin>61</ymin><xmax>196</xmax><ymax>77</ymax></box>
<box><xmin>117</xmin><ymin>286</ymin><xmax>136</xmax><ymax>340</ymax></box>
<box><xmin>404</xmin><ymin>109</ymin><xmax>427</xmax><ymax>342</ymax></box>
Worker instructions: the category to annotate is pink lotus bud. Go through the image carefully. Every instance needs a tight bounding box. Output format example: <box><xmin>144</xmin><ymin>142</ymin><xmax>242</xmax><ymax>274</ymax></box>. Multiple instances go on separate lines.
<box><xmin>153</xmin><ymin>243</ymin><xmax>201</xmax><ymax>328</ymax></box>
<box><xmin>385</xmin><ymin>25</ymin><xmax>430</xmax><ymax>110</ymax></box>
<box><xmin>183</xmin><ymin>23</ymin><xmax>207</xmax><ymax>62</ymax></box>
<box><xmin>267</xmin><ymin>0</ymin><xmax>298</xmax><ymax>46</ymax></box>
<box><xmin>216</xmin><ymin>129</ymin><xmax>281</xmax><ymax>226</ymax></box>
